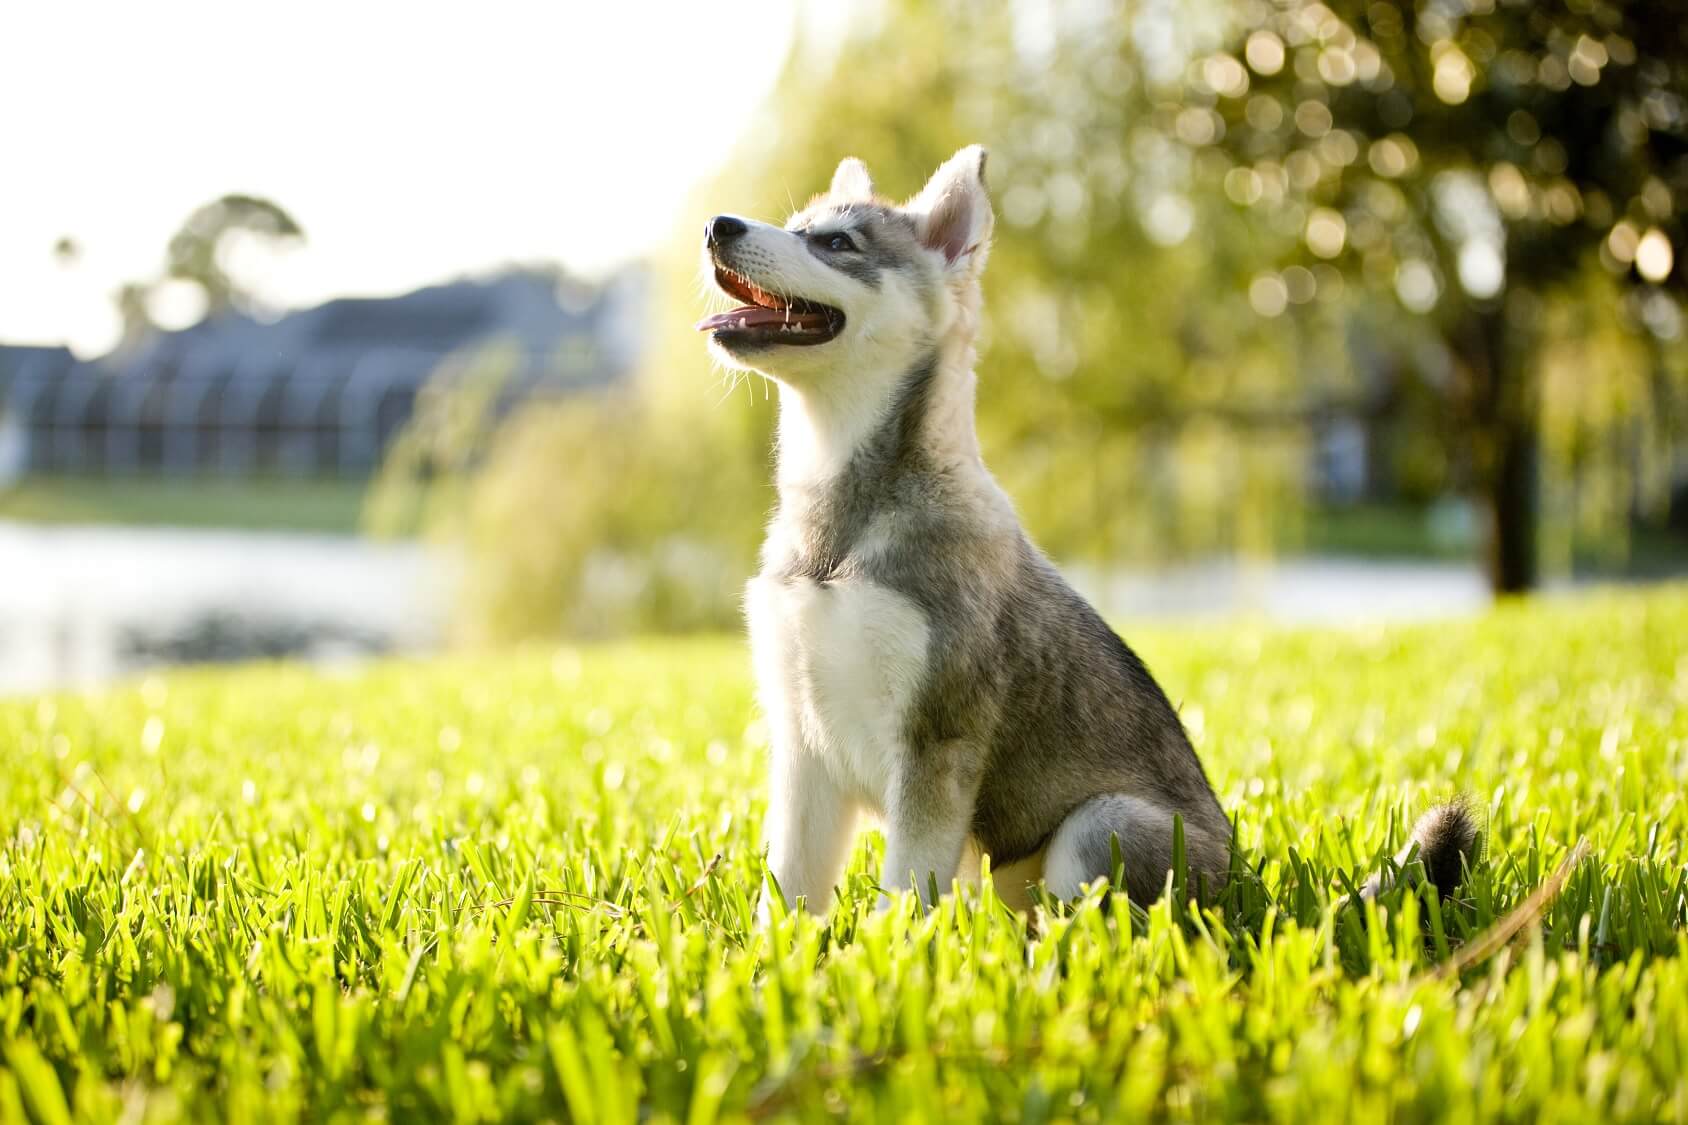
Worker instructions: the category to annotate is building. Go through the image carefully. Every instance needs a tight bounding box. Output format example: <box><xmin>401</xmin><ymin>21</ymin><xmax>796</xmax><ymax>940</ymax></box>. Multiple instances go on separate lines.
<box><xmin>0</xmin><ymin>268</ymin><xmax>640</xmax><ymax>482</ymax></box>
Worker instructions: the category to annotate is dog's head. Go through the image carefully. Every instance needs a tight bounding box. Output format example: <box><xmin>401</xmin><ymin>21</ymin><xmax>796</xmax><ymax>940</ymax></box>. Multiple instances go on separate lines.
<box><xmin>696</xmin><ymin>145</ymin><xmax>993</xmax><ymax>389</ymax></box>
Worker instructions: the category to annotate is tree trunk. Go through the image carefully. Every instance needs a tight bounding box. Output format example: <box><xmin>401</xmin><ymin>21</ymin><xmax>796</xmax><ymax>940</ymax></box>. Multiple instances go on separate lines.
<box><xmin>1457</xmin><ymin>305</ymin><xmax>1540</xmax><ymax>595</ymax></box>
<box><xmin>1482</xmin><ymin>408</ymin><xmax>1539</xmax><ymax>593</ymax></box>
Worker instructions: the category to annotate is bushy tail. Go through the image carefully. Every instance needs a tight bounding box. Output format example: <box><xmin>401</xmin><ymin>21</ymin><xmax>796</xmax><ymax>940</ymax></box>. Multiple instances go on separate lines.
<box><xmin>1361</xmin><ymin>799</ymin><xmax>1482</xmax><ymax>900</ymax></box>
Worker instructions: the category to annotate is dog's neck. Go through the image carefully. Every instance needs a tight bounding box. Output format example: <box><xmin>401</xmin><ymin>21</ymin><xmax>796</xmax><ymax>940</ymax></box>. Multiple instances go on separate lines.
<box><xmin>763</xmin><ymin>334</ymin><xmax>982</xmax><ymax>581</ymax></box>
<box><xmin>773</xmin><ymin>330</ymin><xmax>981</xmax><ymax>496</ymax></box>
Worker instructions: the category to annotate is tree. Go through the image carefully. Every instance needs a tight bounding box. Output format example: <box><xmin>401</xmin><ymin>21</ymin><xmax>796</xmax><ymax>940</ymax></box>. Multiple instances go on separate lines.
<box><xmin>164</xmin><ymin>194</ymin><xmax>304</xmax><ymax>318</ymax></box>
<box><xmin>1180</xmin><ymin>0</ymin><xmax>1688</xmax><ymax>591</ymax></box>
<box><xmin>107</xmin><ymin>194</ymin><xmax>305</xmax><ymax>349</ymax></box>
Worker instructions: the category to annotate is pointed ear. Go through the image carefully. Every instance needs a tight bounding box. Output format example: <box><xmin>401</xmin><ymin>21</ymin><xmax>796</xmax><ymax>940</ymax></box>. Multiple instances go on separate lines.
<box><xmin>909</xmin><ymin>144</ymin><xmax>993</xmax><ymax>267</ymax></box>
<box><xmin>829</xmin><ymin>157</ymin><xmax>876</xmax><ymax>201</ymax></box>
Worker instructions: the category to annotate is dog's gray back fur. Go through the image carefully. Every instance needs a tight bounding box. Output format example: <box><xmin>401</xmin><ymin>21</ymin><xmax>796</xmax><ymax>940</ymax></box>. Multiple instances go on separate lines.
<box><xmin>762</xmin><ymin>349</ymin><xmax>1229</xmax><ymax>867</ymax></box>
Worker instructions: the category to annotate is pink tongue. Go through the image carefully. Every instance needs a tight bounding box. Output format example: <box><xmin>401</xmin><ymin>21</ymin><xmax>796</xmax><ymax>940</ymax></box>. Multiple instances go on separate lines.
<box><xmin>695</xmin><ymin>306</ymin><xmax>827</xmax><ymax>332</ymax></box>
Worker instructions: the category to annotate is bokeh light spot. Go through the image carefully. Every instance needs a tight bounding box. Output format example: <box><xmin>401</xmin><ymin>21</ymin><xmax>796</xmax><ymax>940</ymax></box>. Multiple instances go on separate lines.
<box><xmin>1396</xmin><ymin>260</ymin><xmax>1440</xmax><ymax>313</ymax></box>
<box><xmin>1458</xmin><ymin>241</ymin><xmax>1505</xmax><ymax>298</ymax></box>
<box><xmin>1249</xmin><ymin>274</ymin><xmax>1288</xmax><ymax>317</ymax></box>
<box><xmin>1246</xmin><ymin>30</ymin><xmax>1285</xmax><ymax>75</ymax></box>
<box><xmin>1305</xmin><ymin>208</ymin><xmax>1347</xmax><ymax>258</ymax></box>
<box><xmin>1636</xmin><ymin>228</ymin><xmax>1674</xmax><ymax>282</ymax></box>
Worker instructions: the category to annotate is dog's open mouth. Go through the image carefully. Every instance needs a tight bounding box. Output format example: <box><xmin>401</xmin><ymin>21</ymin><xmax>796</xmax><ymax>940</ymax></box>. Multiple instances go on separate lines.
<box><xmin>696</xmin><ymin>266</ymin><xmax>844</xmax><ymax>346</ymax></box>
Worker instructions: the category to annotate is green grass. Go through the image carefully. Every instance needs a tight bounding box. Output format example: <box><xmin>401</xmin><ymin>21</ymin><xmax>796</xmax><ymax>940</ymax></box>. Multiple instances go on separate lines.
<box><xmin>1301</xmin><ymin>501</ymin><xmax>1688</xmax><ymax>576</ymax></box>
<box><xmin>0</xmin><ymin>476</ymin><xmax>371</xmax><ymax>535</ymax></box>
<box><xmin>1300</xmin><ymin>502</ymin><xmax>1473</xmax><ymax>560</ymax></box>
<box><xmin>2</xmin><ymin>587</ymin><xmax>1686</xmax><ymax>1121</ymax></box>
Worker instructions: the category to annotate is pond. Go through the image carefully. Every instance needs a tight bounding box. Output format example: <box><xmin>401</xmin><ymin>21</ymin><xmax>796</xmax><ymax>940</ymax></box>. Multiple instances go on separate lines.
<box><xmin>0</xmin><ymin>520</ymin><xmax>1496</xmax><ymax>697</ymax></box>
<box><xmin>0</xmin><ymin>521</ymin><xmax>452</xmax><ymax>695</ymax></box>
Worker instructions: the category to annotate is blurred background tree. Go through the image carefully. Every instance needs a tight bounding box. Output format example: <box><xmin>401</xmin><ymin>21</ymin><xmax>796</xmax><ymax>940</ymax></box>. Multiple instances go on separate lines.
<box><xmin>402</xmin><ymin>0</ymin><xmax>1686</xmax><ymax>640</ymax></box>
<box><xmin>113</xmin><ymin>194</ymin><xmax>305</xmax><ymax>346</ymax></box>
<box><xmin>164</xmin><ymin>194</ymin><xmax>304</xmax><ymax>318</ymax></box>
<box><xmin>1183</xmin><ymin>0</ymin><xmax>1688</xmax><ymax>590</ymax></box>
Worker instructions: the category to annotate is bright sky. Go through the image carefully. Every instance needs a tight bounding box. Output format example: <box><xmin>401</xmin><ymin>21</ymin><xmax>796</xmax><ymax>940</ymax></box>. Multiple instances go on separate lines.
<box><xmin>0</xmin><ymin>1</ymin><xmax>798</xmax><ymax>356</ymax></box>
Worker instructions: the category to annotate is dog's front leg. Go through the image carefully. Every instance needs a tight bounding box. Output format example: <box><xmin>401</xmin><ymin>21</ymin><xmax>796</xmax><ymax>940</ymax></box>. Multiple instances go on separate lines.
<box><xmin>759</xmin><ymin>741</ymin><xmax>857</xmax><ymax>922</ymax></box>
<box><xmin>879</xmin><ymin>745</ymin><xmax>979</xmax><ymax>909</ymax></box>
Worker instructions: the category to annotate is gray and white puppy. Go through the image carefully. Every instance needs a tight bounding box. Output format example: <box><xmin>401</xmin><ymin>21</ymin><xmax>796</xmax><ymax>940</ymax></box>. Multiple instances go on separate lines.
<box><xmin>697</xmin><ymin>146</ymin><xmax>1470</xmax><ymax>915</ymax></box>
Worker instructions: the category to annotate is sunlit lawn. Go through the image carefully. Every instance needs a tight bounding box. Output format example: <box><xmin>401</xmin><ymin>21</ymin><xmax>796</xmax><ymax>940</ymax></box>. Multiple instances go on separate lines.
<box><xmin>0</xmin><ymin>475</ymin><xmax>370</xmax><ymax>535</ymax></box>
<box><xmin>2</xmin><ymin>586</ymin><xmax>1685</xmax><ymax>1120</ymax></box>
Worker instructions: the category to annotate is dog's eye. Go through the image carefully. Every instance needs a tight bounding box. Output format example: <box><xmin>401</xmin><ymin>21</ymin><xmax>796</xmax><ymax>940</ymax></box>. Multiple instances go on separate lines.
<box><xmin>819</xmin><ymin>232</ymin><xmax>856</xmax><ymax>253</ymax></box>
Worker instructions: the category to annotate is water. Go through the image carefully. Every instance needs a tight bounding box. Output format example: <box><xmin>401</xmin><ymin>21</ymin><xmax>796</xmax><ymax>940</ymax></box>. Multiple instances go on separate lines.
<box><xmin>0</xmin><ymin>520</ymin><xmax>1495</xmax><ymax>698</ymax></box>
<box><xmin>1066</xmin><ymin>557</ymin><xmax>1491</xmax><ymax>625</ymax></box>
<box><xmin>0</xmin><ymin>522</ymin><xmax>452</xmax><ymax>695</ymax></box>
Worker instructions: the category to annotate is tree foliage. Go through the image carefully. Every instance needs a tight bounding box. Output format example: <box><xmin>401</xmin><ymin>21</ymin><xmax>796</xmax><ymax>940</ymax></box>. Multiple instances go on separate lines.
<box><xmin>165</xmin><ymin>193</ymin><xmax>304</xmax><ymax>316</ymax></box>
<box><xmin>111</xmin><ymin>193</ymin><xmax>305</xmax><ymax>346</ymax></box>
<box><xmin>1179</xmin><ymin>0</ymin><xmax>1688</xmax><ymax>588</ymax></box>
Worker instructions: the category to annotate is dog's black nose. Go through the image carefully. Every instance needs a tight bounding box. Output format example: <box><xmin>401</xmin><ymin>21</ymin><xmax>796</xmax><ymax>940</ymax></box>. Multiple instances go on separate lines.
<box><xmin>705</xmin><ymin>215</ymin><xmax>747</xmax><ymax>248</ymax></box>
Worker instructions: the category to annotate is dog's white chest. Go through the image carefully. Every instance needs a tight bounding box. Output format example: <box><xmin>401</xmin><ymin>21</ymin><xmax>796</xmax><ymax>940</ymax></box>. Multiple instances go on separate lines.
<box><xmin>746</xmin><ymin>574</ymin><xmax>930</xmax><ymax>808</ymax></box>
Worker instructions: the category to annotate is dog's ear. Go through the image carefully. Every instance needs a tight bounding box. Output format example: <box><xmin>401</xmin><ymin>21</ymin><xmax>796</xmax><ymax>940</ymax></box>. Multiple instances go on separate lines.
<box><xmin>909</xmin><ymin>144</ymin><xmax>993</xmax><ymax>268</ymax></box>
<box><xmin>830</xmin><ymin>157</ymin><xmax>876</xmax><ymax>201</ymax></box>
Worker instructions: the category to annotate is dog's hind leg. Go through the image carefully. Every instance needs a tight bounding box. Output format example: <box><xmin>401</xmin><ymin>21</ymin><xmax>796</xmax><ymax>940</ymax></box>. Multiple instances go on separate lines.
<box><xmin>1042</xmin><ymin>794</ymin><xmax>1228</xmax><ymax>904</ymax></box>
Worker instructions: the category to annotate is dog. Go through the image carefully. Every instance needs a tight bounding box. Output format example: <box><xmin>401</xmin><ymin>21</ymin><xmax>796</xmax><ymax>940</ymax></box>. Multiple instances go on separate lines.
<box><xmin>697</xmin><ymin>145</ymin><xmax>1475</xmax><ymax>915</ymax></box>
